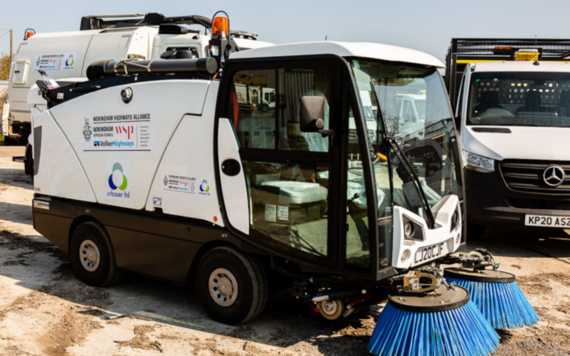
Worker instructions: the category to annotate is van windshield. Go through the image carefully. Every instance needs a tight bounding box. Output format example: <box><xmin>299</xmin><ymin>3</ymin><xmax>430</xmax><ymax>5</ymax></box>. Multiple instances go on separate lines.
<box><xmin>351</xmin><ymin>59</ymin><xmax>462</xmax><ymax>219</ymax></box>
<box><xmin>467</xmin><ymin>72</ymin><xmax>570</xmax><ymax>127</ymax></box>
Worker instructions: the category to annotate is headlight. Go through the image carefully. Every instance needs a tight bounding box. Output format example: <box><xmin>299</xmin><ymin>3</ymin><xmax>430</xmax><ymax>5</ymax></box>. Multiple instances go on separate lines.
<box><xmin>462</xmin><ymin>150</ymin><xmax>495</xmax><ymax>173</ymax></box>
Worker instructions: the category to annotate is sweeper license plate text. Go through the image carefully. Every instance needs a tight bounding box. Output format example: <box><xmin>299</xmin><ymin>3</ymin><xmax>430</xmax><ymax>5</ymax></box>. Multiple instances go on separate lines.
<box><xmin>525</xmin><ymin>214</ymin><xmax>570</xmax><ymax>227</ymax></box>
<box><xmin>414</xmin><ymin>243</ymin><xmax>447</xmax><ymax>264</ymax></box>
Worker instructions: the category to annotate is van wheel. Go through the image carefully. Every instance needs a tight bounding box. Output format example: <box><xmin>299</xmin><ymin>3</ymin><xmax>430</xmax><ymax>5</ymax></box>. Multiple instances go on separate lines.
<box><xmin>196</xmin><ymin>246</ymin><xmax>267</xmax><ymax>325</ymax></box>
<box><xmin>70</xmin><ymin>221</ymin><xmax>124</xmax><ymax>286</ymax></box>
<box><xmin>467</xmin><ymin>222</ymin><xmax>487</xmax><ymax>241</ymax></box>
<box><xmin>260</xmin><ymin>104</ymin><xmax>269</xmax><ymax>113</ymax></box>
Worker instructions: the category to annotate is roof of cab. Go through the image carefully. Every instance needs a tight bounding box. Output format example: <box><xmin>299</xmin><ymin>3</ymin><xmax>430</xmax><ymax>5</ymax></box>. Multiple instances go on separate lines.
<box><xmin>230</xmin><ymin>41</ymin><xmax>444</xmax><ymax>68</ymax></box>
<box><xmin>470</xmin><ymin>61</ymin><xmax>570</xmax><ymax>73</ymax></box>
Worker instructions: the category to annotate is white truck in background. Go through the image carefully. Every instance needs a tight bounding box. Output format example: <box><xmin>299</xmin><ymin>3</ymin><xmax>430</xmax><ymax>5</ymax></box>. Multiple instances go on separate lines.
<box><xmin>445</xmin><ymin>38</ymin><xmax>570</xmax><ymax>238</ymax></box>
<box><xmin>4</xmin><ymin>13</ymin><xmax>272</xmax><ymax>174</ymax></box>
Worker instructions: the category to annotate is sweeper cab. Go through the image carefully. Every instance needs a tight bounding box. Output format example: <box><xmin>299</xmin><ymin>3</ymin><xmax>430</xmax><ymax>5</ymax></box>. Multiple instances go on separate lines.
<box><xmin>30</xmin><ymin>14</ymin><xmax>467</xmax><ymax>325</ymax></box>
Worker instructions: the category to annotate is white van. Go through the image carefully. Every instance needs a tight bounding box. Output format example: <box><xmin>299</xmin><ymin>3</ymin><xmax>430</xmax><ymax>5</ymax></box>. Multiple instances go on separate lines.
<box><xmin>445</xmin><ymin>38</ymin><xmax>570</xmax><ymax>237</ymax></box>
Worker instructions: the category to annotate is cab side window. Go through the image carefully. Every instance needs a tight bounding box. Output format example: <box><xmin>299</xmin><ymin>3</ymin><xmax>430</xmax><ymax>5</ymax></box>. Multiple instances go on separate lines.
<box><xmin>228</xmin><ymin>67</ymin><xmax>331</xmax><ymax>153</ymax></box>
<box><xmin>225</xmin><ymin>64</ymin><xmax>334</xmax><ymax>261</ymax></box>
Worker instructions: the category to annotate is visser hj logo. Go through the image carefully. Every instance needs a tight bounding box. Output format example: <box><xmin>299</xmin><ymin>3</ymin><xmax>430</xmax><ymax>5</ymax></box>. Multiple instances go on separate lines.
<box><xmin>108</xmin><ymin>163</ymin><xmax>128</xmax><ymax>191</ymax></box>
<box><xmin>83</xmin><ymin>118</ymin><xmax>92</xmax><ymax>142</ymax></box>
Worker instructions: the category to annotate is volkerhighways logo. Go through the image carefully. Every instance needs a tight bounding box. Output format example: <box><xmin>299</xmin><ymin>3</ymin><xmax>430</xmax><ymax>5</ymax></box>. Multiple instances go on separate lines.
<box><xmin>107</xmin><ymin>162</ymin><xmax>130</xmax><ymax>198</ymax></box>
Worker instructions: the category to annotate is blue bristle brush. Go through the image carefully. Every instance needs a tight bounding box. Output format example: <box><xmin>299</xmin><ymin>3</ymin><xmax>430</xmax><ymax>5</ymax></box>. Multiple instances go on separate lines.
<box><xmin>368</xmin><ymin>273</ymin><xmax>499</xmax><ymax>356</ymax></box>
<box><xmin>444</xmin><ymin>268</ymin><xmax>539</xmax><ymax>329</ymax></box>
<box><xmin>443</xmin><ymin>249</ymin><xmax>539</xmax><ymax>330</ymax></box>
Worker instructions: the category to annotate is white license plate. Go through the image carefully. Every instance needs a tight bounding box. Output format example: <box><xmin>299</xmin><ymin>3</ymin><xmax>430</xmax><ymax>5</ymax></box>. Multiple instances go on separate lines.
<box><xmin>414</xmin><ymin>242</ymin><xmax>447</xmax><ymax>265</ymax></box>
<box><xmin>525</xmin><ymin>215</ymin><xmax>570</xmax><ymax>227</ymax></box>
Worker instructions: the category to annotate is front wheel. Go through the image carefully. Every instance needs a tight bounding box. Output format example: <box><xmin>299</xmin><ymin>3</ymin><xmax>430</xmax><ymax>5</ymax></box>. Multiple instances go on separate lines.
<box><xmin>70</xmin><ymin>221</ymin><xmax>124</xmax><ymax>286</ymax></box>
<box><xmin>196</xmin><ymin>246</ymin><xmax>267</xmax><ymax>325</ymax></box>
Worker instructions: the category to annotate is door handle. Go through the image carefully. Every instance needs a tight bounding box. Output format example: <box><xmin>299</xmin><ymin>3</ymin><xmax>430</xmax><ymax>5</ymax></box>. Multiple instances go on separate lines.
<box><xmin>222</xmin><ymin>159</ymin><xmax>241</xmax><ymax>176</ymax></box>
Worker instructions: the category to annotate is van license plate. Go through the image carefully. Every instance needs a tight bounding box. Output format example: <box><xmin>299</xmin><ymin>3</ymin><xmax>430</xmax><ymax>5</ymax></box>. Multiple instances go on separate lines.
<box><xmin>525</xmin><ymin>215</ymin><xmax>570</xmax><ymax>227</ymax></box>
<box><xmin>414</xmin><ymin>243</ymin><xmax>447</xmax><ymax>264</ymax></box>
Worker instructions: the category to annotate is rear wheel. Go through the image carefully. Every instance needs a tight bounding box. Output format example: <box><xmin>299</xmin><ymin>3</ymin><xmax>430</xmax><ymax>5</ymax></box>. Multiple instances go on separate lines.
<box><xmin>70</xmin><ymin>221</ymin><xmax>124</xmax><ymax>286</ymax></box>
<box><xmin>467</xmin><ymin>222</ymin><xmax>487</xmax><ymax>241</ymax></box>
<box><xmin>196</xmin><ymin>246</ymin><xmax>267</xmax><ymax>325</ymax></box>
<box><xmin>24</xmin><ymin>144</ymin><xmax>34</xmax><ymax>178</ymax></box>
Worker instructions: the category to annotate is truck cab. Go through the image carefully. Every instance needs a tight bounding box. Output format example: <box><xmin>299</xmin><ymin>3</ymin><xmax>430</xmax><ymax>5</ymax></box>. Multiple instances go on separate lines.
<box><xmin>445</xmin><ymin>38</ymin><xmax>570</xmax><ymax>236</ymax></box>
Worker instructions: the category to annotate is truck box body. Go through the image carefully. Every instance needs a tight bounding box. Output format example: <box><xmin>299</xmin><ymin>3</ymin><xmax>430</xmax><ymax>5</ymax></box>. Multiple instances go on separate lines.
<box><xmin>4</xmin><ymin>16</ymin><xmax>272</xmax><ymax>143</ymax></box>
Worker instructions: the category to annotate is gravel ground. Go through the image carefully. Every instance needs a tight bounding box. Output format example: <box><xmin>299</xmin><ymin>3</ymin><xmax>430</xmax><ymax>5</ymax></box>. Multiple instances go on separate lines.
<box><xmin>0</xmin><ymin>145</ymin><xmax>569</xmax><ymax>355</ymax></box>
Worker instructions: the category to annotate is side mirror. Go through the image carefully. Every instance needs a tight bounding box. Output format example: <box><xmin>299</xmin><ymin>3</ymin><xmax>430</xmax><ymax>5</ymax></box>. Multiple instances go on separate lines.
<box><xmin>300</xmin><ymin>96</ymin><xmax>325</xmax><ymax>132</ymax></box>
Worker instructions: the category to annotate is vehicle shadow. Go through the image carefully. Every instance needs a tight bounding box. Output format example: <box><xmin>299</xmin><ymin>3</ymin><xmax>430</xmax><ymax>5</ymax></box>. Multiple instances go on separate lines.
<box><xmin>0</xmin><ymin>168</ymin><xmax>33</xmax><ymax>190</ymax></box>
<box><xmin>0</xmin><ymin>228</ymin><xmax>375</xmax><ymax>355</ymax></box>
<box><xmin>0</xmin><ymin>201</ymin><xmax>34</xmax><ymax>226</ymax></box>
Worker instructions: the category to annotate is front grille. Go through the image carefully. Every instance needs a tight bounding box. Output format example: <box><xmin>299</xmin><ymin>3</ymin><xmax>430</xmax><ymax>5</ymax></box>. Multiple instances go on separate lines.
<box><xmin>499</xmin><ymin>159</ymin><xmax>570</xmax><ymax>194</ymax></box>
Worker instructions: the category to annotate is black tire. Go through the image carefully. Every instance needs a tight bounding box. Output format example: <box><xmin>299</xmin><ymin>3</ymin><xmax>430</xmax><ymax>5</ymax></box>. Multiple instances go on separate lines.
<box><xmin>70</xmin><ymin>221</ymin><xmax>124</xmax><ymax>287</ymax></box>
<box><xmin>260</xmin><ymin>104</ymin><xmax>269</xmax><ymax>113</ymax></box>
<box><xmin>24</xmin><ymin>144</ymin><xmax>34</xmax><ymax>178</ymax></box>
<box><xmin>467</xmin><ymin>222</ymin><xmax>487</xmax><ymax>241</ymax></box>
<box><xmin>196</xmin><ymin>246</ymin><xmax>267</xmax><ymax>325</ymax></box>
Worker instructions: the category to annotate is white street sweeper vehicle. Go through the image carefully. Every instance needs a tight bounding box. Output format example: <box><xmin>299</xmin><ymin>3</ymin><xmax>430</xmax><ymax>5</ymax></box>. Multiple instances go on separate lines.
<box><xmin>31</xmin><ymin>26</ymin><xmax>465</xmax><ymax>320</ymax></box>
<box><xmin>30</xmin><ymin>16</ymin><xmax>539</xmax><ymax>355</ymax></box>
<box><xmin>5</xmin><ymin>13</ymin><xmax>272</xmax><ymax>175</ymax></box>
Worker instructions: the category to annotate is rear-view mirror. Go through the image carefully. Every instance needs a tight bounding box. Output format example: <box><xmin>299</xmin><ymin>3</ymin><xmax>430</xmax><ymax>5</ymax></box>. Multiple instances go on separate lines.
<box><xmin>300</xmin><ymin>96</ymin><xmax>325</xmax><ymax>132</ymax></box>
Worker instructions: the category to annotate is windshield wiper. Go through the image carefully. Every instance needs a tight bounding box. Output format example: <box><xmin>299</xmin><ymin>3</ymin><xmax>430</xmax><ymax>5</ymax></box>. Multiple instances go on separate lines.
<box><xmin>370</xmin><ymin>82</ymin><xmax>436</xmax><ymax>229</ymax></box>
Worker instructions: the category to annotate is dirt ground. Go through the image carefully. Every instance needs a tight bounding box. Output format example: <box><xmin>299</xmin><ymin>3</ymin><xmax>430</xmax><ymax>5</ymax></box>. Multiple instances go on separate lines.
<box><xmin>0</xmin><ymin>145</ymin><xmax>569</xmax><ymax>356</ymax></box>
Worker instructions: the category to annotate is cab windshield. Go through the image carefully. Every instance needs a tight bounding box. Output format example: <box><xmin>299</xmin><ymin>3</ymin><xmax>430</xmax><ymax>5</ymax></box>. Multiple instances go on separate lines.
<box><xmin>351</xmin><ymin>59</ymin><xmax>462</xmax><ymax>219</ymax></box>
<box><xmin>467</xmin><ymin>72</ymin><xmax>570</xmax><ymax>127</ymax></box>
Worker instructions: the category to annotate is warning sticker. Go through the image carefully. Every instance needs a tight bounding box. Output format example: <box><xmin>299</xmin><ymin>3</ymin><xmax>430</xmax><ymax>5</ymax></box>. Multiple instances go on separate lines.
<box><xmin>79</xmin><ymin>113</ymin><xmax>156</xmax><ymax>152</ymax></box>
<box><xmin>265</xmin><ymin>204</ymin><xmax>276</xmax><ymax>222</ymax></box>
<box><xmin>33</xmin><ymin>53</ymin><xmax>77</xmax><ymax>71</ymax></box>
<box><xmin>277</xmin><ymin>205</ymin><xmax>289</xmax><ymax>221</ymax></box>
<box><xmin>162</xmin><ymin>174</ymin><xmax>196</xmax><ymax>194</ymax></box>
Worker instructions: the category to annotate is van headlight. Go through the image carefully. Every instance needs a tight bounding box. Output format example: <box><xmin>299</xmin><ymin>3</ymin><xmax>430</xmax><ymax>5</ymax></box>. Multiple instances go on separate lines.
<box><xmin>462</xmin><ymin>150</ymin><xmax>495</xmax><ymax>173</ymax></box>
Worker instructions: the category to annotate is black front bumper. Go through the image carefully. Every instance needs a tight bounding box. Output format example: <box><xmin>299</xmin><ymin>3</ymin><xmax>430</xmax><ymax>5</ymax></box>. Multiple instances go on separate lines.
<box><xmin>464</xmin><ymin>168</ymin><xmax>570</xmax><ymax>227</ymax></box>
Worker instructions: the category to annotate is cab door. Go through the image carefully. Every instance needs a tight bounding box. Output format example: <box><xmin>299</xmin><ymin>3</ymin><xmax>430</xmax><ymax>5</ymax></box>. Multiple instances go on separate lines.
<box><xmin>216</xmin><ymin>58</ymin><xmax>345</xmax><ymax>267</ymax></box>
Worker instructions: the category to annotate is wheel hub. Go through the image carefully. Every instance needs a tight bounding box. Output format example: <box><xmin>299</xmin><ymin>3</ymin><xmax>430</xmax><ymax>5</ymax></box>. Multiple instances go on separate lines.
<box><xmin>79</xmin><ymin>239</ymin><xmax>100</xmax><ymax>272</ymax></box>
<box><xmin>209</xmin><ymin>268</ymin><xmax>239</xmax><ymax>307</ymax></box>
<box><xmin>321</xmin><ymin>300</ymin><xmax>338</xmax><ymax>315</ymax></box>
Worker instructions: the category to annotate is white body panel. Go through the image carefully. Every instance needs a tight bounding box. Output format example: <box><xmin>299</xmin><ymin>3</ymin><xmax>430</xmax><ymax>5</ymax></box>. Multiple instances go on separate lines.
<box><xmin>32</xmin><ymin>111</ymin><xmax>96</xmax><ymax>202</ymax></box>
<box><xmin>231</xmin><ymin>41</ymin><xmax>444</xmax><ymax>68</ymax></box>
<box><xmin>144</xmin><ymin>81</ymin><xmax>223</xmax><ymax>227</ymax></box>
<box><xmin>392</xmin><ymin>195</ymin><xmax>461</xmax><ymax>269</ymax></box>
<box><xmin>45</xmin><ymin>80</ymin><xmax>211</xmax><ymax>210</ymax></box>
<box><xmin>217</xmin><ymin>118</ymin><xmax>249</xmax><ymax>234</ymax></box>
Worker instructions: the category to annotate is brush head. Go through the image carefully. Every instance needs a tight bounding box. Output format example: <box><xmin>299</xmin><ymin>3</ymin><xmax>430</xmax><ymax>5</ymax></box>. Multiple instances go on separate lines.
<box><xmin>369</xmin><ymin>285</ymin><xmax>500</xmax><ymax>356</ymax></box>
<box><xmin>389</xmin><ymin>284</ymin><xmax>470</xmax><ymax>312</ymax></box>
<box><xmin>444</xmin><ymin>268</ymin><xmax>515</xmax><ymax>283</ymax></box>
<box><xmin>444</xmin><ymin>269</ymin><xmax>539</xmax><ymax>329</ymax></box>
